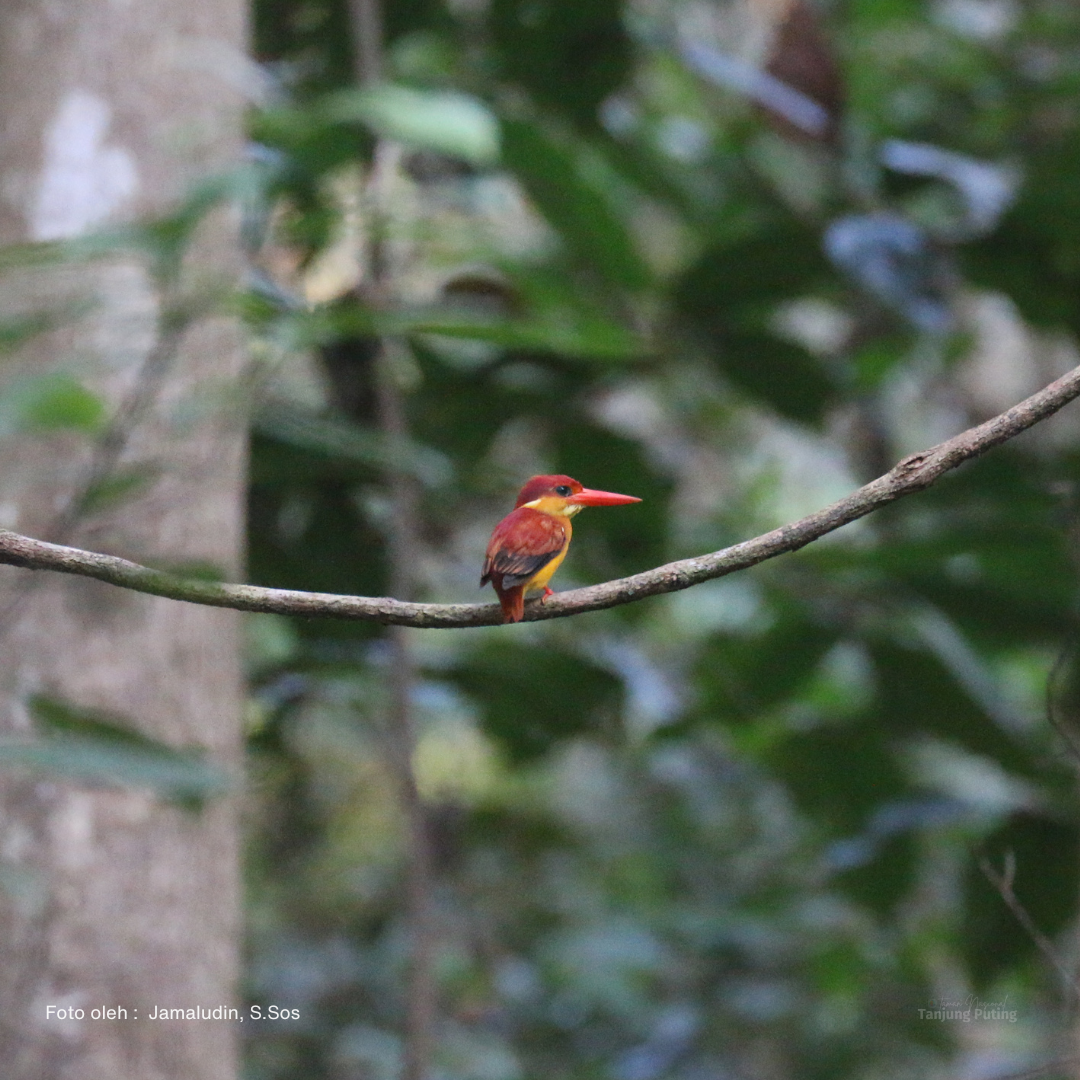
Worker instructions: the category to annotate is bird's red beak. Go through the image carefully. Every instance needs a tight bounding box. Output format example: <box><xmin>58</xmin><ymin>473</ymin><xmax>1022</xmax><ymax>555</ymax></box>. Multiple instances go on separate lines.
<box><xmin>565</xmin><ymin>488</ymin><xmax>642</xmax><ymax>507</ymax></box>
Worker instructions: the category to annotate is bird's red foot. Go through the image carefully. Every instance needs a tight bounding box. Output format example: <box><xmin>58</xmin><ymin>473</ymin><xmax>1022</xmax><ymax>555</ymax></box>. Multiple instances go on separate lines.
<box><xmin>541</xmin><ymin>587</ymin><xmax>554</xmax><ymax>603</ymax></box>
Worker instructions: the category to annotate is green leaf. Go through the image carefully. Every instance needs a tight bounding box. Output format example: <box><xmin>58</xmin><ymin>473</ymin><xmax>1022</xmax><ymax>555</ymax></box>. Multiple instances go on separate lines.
<box><xmin>501</xmin><ymin>118</ymin><xmax>652</xmax><ymax>292</ymax></box>
<box><xmin>415</xmin><ymin>315</ymin><xmax>641</xmax><ymax>359</ymax></box>
<box><xmin>0</xmin><ymin>311</ymin><xmax>69</xmax><ymax>355</ymax></box>
<box><xmin>325</xmin><ymin>85</ymin><xmax>499</xmax><ymax>166</ymax></box>
<box><xmin>256</xmin><ymin>268</ymin><xmax>644</xmax><ymax>362</ymax></box>
<box><xmin>328</xmin><ymin>303</ymin><xmax>643</xmax><ymax>360</ymax></box>
<box><xmin>23</xmin><ymin>377</ymin><xmax>104</xmax><ymax>431</ymax></box>
<box><xmin>849</xmin><ymin>336</ymin><xmax>908</xmax><ymax>393</ymax></box>
<box><xmin>0</xmin><ymin>696</ymin><xmax>231</xmax><ymax>807</ymax></box>
<box><xmin>0</xmin><ymin>373</ymin><xmax>106</xmax><ymax>435</ymax></box>
<box><xmin>254</xmin><ymin>400</ymin><xmax>453</xmax><ymax>488</ymax></box>
<box><xmin>77</xmin><ymin>464</ymin><xmax>160</xmax><ymax>515</ymax></box>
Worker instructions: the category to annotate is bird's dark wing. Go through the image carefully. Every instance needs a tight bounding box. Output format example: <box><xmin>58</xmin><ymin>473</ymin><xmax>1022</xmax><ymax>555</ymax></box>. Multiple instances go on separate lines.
<box><xmin>481</xmin><ymin>508</ymin><xmax>567</xmax><ymax>588</ymax></box>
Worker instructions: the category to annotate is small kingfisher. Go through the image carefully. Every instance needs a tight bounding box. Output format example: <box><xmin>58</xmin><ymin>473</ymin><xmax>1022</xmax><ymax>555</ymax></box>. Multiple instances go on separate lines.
<box><xmin>481</xmin><ymin>474</ymin><xmax>641</xmax><ymax>623</ymax></box>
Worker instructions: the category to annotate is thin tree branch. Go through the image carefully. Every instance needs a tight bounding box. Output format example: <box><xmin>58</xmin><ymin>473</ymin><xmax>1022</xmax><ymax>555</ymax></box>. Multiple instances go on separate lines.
<box><xmin>347</xmin><ymin>0</ymin><xmax>384</xmax><ymax>88</ymax></box>
<box><xmin>978</xmin><ymin>853</ymin><xmax>1080</xmax><ymax>1007</ymax></box>
<box><xmin>349</xmin><ymin>0</ymin><xmax>437</xmax><ymax>1061</ymax></box>
<box><xmin>365</xmin><ymin>149</ymin><xmax>437</xmax><ymax>1080</ymax></box>
<box><xmin>1</xmin><ymin>363</ymin><xmax>1079</xmax><ymax>627</ymax></box>
<box><xmin>1046</xmin><ymin>639</ymin><xmax>1080</xmax><ymax>767</ymax></box>
<box><xmin>0</xmin><ymin>293</ymin><xmax>195</xmax><ymax>640</ymax></box>
<box><xmin>376</xmin><ymin>342</ymin><xmax>437</xmax><ymax>1080</ymax></box>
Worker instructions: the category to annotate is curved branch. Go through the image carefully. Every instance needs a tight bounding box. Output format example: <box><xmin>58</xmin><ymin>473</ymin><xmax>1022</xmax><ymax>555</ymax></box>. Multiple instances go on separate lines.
<box><xmin>2</xmin><ymin>364</ymin><xmax>1079</xmax><ymax>628</ymax></box>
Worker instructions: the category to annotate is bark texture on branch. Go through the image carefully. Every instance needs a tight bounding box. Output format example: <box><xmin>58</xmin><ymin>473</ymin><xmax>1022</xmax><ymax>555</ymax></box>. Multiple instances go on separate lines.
<box><xmin>1</xmin><ymin>364</ymin><xmax>1078</xmax><ymax>630</ymax></box>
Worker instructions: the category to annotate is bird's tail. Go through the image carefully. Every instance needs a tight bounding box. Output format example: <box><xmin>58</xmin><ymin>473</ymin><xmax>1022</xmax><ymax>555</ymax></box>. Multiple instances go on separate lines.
<box><xmin>494</xmin><ymin>583</ymin><xmax>525</xmax><ymax>623</ymax></box>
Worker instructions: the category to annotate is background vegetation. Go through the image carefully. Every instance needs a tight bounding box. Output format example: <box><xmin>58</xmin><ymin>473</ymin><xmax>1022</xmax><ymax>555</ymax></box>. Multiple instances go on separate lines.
<box><xmin>5</xmin><ymin>0</ymin><xmax>1080</xmax><ymax>1078</ymax></box>
<box><xmin>240</xmin><ymin>0</ymin><xmax>1080</xmax><ymax>1077</ymax></box>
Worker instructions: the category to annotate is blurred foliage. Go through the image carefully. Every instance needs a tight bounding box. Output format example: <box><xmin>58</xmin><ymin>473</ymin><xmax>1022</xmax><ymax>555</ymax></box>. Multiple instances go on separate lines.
<box><xmin>2</xmin><ymin>0</ymin><xmax>1079</xmax><ymax>1077</ymax></box>
<box><xmin>239</xmin><ymin>0</ymin><xmax>1080</xmax><ymax>1077</ymax></box>
<box><xmin>0</xmin><ymin>696</ymin><xmax>231</xmax><ymax>807</ymax></box>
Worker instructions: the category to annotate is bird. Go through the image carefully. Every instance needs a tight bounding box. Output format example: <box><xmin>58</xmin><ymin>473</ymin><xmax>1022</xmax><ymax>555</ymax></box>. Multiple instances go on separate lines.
<box><xmin>481</xmin><ymin>474</ymin><xmax>641</xmax><ymax>623</ymax></box>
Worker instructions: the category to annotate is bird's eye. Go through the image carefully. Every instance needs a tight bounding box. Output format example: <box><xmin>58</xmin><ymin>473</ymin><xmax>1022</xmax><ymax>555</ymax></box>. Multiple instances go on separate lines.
<box><xmin>554</xmin><ymin>485</ymin><xmax>572</xmax><ymax>497</ymax></box>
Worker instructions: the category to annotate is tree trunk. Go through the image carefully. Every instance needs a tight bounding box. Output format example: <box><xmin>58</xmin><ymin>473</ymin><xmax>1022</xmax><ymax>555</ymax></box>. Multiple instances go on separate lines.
<box><xmin>0</xmin><ymin>3</ymin><xmax>247</xmax><ymax>1079</ymax></box>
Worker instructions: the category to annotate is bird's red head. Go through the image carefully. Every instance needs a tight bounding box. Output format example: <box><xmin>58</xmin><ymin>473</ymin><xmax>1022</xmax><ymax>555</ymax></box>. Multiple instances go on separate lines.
<box><xmin>513</xmin><ymin>474</ymin><xmax>641</xmax><ymax>512</ymax></box>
